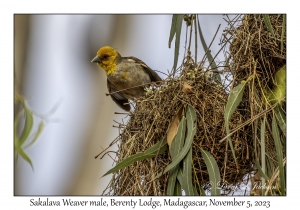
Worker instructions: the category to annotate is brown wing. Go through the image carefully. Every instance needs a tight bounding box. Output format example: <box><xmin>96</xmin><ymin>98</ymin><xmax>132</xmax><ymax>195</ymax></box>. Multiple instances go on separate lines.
<box><xmin>107</xmin><ymin>79</ymin><xmax>131</xmax><ymax>112</ymax></box>
<box><xmin>124</xmin><ymin>56</ymin><xmax>162</xmax><ymax>82</ymax></box>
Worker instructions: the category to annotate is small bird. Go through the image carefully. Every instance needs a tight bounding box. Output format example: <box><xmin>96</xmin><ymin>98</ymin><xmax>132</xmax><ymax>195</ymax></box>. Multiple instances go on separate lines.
<box><xmin>91</xmin><ymin>46</ymin><xmax>162</xmax><ymax>111</ymax></box>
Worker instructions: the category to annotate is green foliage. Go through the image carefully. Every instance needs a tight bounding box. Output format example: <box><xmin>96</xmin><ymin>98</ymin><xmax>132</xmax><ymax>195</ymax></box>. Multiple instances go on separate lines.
<box><xmin>167</xmin><ymin>115</ymin><xmax>186</xmax><ymax>195</ymax></box>
<box><xmin>224</xmin><ymin>80</ymin><xmax>247</xmax><ymax>166</ymax></box>
<box><xmin>14</xmin><ymin>93</ymin><xmax>45</xmax><ymax>169</ymax></box>
<box><xmin>280</xmin><ymin>15</ymin><xmax>286</xmax><ymax>53</ymax></box>
<box><xmin>272</xmin><ymin>114</ymin><xmax>285</xmax><ymax>195</ymax></box>
<box><xmin>156</xmin><ymin>105</ymin><xmax>197</xmax><ymax>179</ymax></box>
<box><xmin>159</xmin><ymin>105</ymin><xmax>199</xmax><ymax>195</ymax></box>
<box><xmin>263</xmin><ymin>15</ymin><xmax>275</xmax><ymax>37</ymax></box>
<box><xmin>197</xmin><ymin>16</ymin><xmax>221</xmax><ymax>83</ymax></box>
<box><xmin>260</xmin><ymin>116</ymin><xmax>266</xmax><ymax>195</ymax></box>
<box><xmin>164</xmin><ymin>105</ymin><xmax>220</xmax><ymax>195</ymax></box>
<box><xmin>103</xmin><ymin>139</ymin><xmax>168</xmax><ymax>177</ymax></box>
<box><xmin>253</xmin><ymin>119</ymin><xmax>269</xmax><ymax>181</ymax></box>
<box><xmin>169</xmin><ymin>14</ymin><xmax>184</xmax><ymax>73</ymax></box>
<box><xmin>200</xmin><ymin>149</ymin><xmax>221</xmax><ymax>195</ymax></box>
<box><xmin>274</xmin><ymin>105</ymin><xmax>286</xmax><ymax>137</ymax></box>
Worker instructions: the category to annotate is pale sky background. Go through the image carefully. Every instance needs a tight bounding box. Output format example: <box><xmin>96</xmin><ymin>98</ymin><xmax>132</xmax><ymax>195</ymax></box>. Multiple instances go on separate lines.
<box><xmin>1</xmin><ymin>0</ymin><xmax>299</xmax><ymax>208</ymax></box>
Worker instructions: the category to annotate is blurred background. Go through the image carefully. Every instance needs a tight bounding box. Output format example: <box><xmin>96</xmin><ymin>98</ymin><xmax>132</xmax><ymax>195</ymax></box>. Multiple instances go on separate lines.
<box><xmin>14</xmin><ymin>14</ymin><xmax>231</xmax><ymax>195</ymax></box>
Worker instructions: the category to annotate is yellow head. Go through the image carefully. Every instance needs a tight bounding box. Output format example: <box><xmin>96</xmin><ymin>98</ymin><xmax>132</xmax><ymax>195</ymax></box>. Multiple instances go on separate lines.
<box><xmin>92</xmin><ymin>46</ymin><xmax>118</xmax><ymax>75</ymax></box>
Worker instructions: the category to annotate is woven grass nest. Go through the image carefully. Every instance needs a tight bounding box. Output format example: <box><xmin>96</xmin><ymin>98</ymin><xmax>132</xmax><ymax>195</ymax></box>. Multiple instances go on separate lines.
<box><xmin>228</xmin><ymin>14</ymin><xmax>286</xmax><ymax>164</ymax></box>
<box><xmin>101</xmin><ymin>14</ymin><xmax>286</xmax><ymax>196</ymax></box>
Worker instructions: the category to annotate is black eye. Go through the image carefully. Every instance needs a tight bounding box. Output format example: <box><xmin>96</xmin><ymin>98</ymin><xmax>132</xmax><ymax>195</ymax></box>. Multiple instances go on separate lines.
<box><xmin>103</xmin><ymin>54</ymin><xmax>109</xmax><ymax>59</ymax></box>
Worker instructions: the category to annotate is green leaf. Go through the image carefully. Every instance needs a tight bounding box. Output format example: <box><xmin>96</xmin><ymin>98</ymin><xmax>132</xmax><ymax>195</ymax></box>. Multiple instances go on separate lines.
<box><xmin>156</xmin><ymin>105</ymin><xmax>196</xmax><ymax>178</ymax></box>
<box><xmin>173</xmin><ymin>14</ymin><xmax>183</xmax><ymax>72</ymax></box>
<box><xmin>261</xmin><ymin>116</ymin><xmax>266</xmax><ymax>195</ymax></box>
<box><xmin>255</xmin><ymin>159</ymin><xmax>269</xmax><ymax>180</ymax></box>
<box><xmin>224</xmin><ymin>80</ymin><xmax>247</xmax><ymax>165</ymax></box>
<box><xmin>200</xmin><ymin>149</ymin><xmax>220</xmax><ymax>195</ymax></box>
<box><xmin>103</xmin><ymin>139</ymin><xmax>167</xmax><ymax>177</ymax></box>
<box><xmin>194</xmin><ymin>15</ymin><xmax>198</xmax><ymax>63</ymax></box>
<box><xmin>166</xmin><ymin>166</ymin><xmax>179</xmax><ymax>195</ymax></box>
<box><xmin>14</xmin><ymin>92</ymin><xmax>24</xmax><ymax>103</ymax></box>
<box><xmin>263</xmin><ymin>14</ymin><xmax>275</xmax><ymax>37</ymax></box>
<box><xmin>266</xmin><ymin>158</ymin><xmax>275</xmax><ymax>180</ymax></box>
<box><xmin>169</xmin><ymin>15</ymin><xmax>179</xmax><ymax>48</ymax></box>
<box><xmin>24</xmin><ymin>121</ymin><xmax>45</xmax><ymax>149</ymax></box>
<box><xmin>274</xmin><ymin>105</ymin><xmax>286</xmax><ymax>137</ymax></box>
<box><xmin>176</xmin><ymin>168</ymin><xmax>198</xmax><ymax>196</ymax></box>
<box><xmin>197</xmin><ymin>16</ymin><xmax>221</xmax><ymax>83</ymax></box>
<box><xmin>254</xmin><ymin>119</ymin><xmax>269</xmax><ymax>180</ymax></box>
<box><xmin>15</xmin><ymin>145</ymin><xmax>34</xmax><ymax>170</ymax></box>
<box><xmin>14</xmin><ymin>110</ymin><xmax>23</xmax><ymax>148</ymax></box>
<box><xmin>167</xmin><ymin>115</ymin><xmax>186</xmax><ymax>195</ymax></box>
<box><xmin>19</xmin><ymin>102</ymin><xmax>34</xmax><ymax>146</ymax></box>
<box><xmin>272</xmin><ymin>114</ymin><xmax>285</xmax><ymax>195</ymax></box>
<box><xmin>181</xmin><ymin>147</ymin><xmax>194</xmax><ymax>195</ymax></box>
<box><xmin>225</xmin><ymin>80</ymin><xmax>247</xmax><ymax>130</ymax></box>
<box><xmin>174</xmin><ymin>180</ymin><xmax>182</xmax><ymax>196</ymax></box>
<box><xmin>280</xmin><ymin>14</ymin><xmax>286</xmax><ymax>54</ymax></box>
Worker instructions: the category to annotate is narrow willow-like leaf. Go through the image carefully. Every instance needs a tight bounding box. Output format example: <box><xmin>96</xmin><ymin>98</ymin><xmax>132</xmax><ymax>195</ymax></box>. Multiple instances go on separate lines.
<box><xmin>197</xmin><ymin>16</ymin><xmax>221</xmax><ymax>83</ymax></box>
<box><xmin>169</xmin><ymin>15</ymin><xmax>179</xmax><ymax>48</ymax></box>
<box><xmin>254</xmin><ymin>119</ymin><xmax>269</xmax><ymax>180</ymax></box>
<box><xmin>261</xmin><ymin>116</ymin><xmax>266</xmax><ymax>195</ymax></box>
<box><xmin>185</xmin><ymin>104</ymin><xmax>197</xmax><ymax>139</ymax></box>
<box><xmin>201</xmin><ymin>149</ymin><xmax>220</xmax><ymax>195</ymax></box>
<box><xmin>255</xmin><ymin>159</ymin><xmax>269</xmax><ymax>180</ymax></box>
<box><xmin>225</xmin><ymin>81</ymin><xmax>247</xmax><ymax>129</ymax></box>
<box><xmin>14</xmin><ymin>96</ymin><xmax>35</xmax><ymax>169</ymax></box>
<box><xmin>14</xmin><ymin>110</ymin><xmax>23</xmax><ymax>148</ymax></box>
<box><xmin>15</xmin><ymin>146</ymin><xmax>33</xmax><ymax>170</ymax></box>
<box><xmin>181</xmin><ymin>147</ymin><xmax>194</xmax><ymax>195</ymax></box>
<box><xmin>272</xmin><ymin>114</ymin><xmax>285</xmax><ymax>195</ymax></box>
<box><xmin>194</xmin><ymin>15</ymin><xmax>198</xmax><ymax>63</ymax></box>
<box><xmin>19</xmin><ymin>103</ymin><xmax>34</xmax><ymax>146</ymax></box>
<box><xmin>173</xmin><ymin>14</ymin><xmax>183</xmax><ymax>72</ymax></box>
<box><xmin>167</xmin><ymin>116</ymin><xmax>186</xmax><ymax>195</ymax></box>
<box><xmin>263</xmin><ymin>14</ymin><xmax>275</xmax><ymax>37</ymax></box>
<box><xmin>266</xmin><ymin>158</ymin><xmax>275</xmax><ymax>180</ymax></box>
<box><xmin>103</xmin><ymin>139</ymin><xmax>167</xmax><ymax>177</ymax></box>
<box><xmin>224</xmin><ymin>81</ymin><xmax>247</xmax><ymax>165</ymax></box>
<box><xmin>280</xmin><ymin>14</ymin><xmax>286</xmax><ymax>54</ymax></box>
<box><xmin>24</xmin><ymin>121</ymin><xmax>45</xmax><ymax>149</ymax></box>
<box><xmin>166</xmin><ymin>167</ymin><xmax>179</xmax><ymax>195</ymax></box>
<box><xmin>176</xmin><ymin>169</ymin><xmax>185</xmax><ymax>192</ymax></box>
<box><xmin>174</xmin><ymin>179</ymin><xmax>182</xmax><ymax>196</ymax></box>
<box><xmin>176</xmin><ymin>168</ymin><xmax>198</xmax><ymax>196</ymax></box>
<box><xmin>225</xmin><ymin>135</ymin><xmax>236</xmax><ymax>167</ymax></box>
<box><xmin>156</xmin><ymin>105</ymin><xmax>196</xmax><ymax>178</ymax></box>
<box><xmin>274</xmin><ymin>105</ymin><xmax>286</xmax><ymax>137</ymax></box>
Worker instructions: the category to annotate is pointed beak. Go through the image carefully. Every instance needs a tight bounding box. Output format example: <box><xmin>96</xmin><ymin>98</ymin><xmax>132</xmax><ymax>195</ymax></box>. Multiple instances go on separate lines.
<box><xmin>91</xmin><ymin>55</ymin><xmax>102</xmax><ymax>63</ymax></box>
